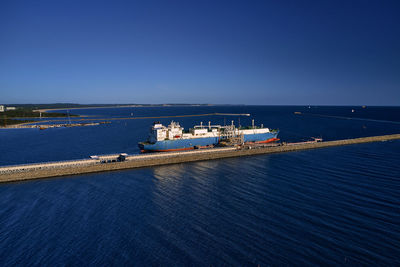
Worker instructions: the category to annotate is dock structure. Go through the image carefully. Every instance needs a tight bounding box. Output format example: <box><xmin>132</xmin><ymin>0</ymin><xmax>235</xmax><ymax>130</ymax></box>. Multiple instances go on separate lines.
<box><xmin>1</xmin><ymin>134</ymin><xmax>399</xmax><ymax>183</ymax></box>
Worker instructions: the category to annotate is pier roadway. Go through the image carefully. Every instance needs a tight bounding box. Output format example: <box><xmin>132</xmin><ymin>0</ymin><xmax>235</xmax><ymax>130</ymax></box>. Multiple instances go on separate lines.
<box><xmin>1</xmin><ymin>134</ymin><xmax>400</xmax><ymax>183</ymax></box>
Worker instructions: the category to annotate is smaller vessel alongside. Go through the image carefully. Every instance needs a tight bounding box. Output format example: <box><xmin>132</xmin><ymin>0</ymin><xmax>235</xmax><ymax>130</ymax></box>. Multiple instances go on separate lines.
<box><xmin>138</xmin><ymin>120</ymin><xmax>279</xmax><ymax>152</ymax></box>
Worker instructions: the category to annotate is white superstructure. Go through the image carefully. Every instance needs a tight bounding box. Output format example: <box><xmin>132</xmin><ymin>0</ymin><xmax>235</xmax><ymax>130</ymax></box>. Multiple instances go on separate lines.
<box><xmin>146</xmin><ymin>121</ymin><xmax>272</xmax><ymax>142</ymax></box>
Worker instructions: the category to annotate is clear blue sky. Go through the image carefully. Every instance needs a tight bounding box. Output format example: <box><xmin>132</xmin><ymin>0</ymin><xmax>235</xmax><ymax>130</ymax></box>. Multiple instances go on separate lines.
<box><xmin>1</xmin><ymin>0</ymin><xmax>399</xmax><ymax>105</ymax></box>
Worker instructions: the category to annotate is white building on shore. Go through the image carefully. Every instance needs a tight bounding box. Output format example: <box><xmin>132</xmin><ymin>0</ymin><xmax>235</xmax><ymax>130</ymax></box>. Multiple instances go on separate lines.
<box><xmin>0</xmin><ymin>105</ymin><xmax>4</xmax><ymax>112</ymax></box>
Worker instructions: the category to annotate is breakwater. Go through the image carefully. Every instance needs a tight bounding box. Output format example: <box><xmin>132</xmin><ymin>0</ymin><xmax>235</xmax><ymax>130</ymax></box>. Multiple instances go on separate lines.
<box><xmin>1</xmin><ymin>134</ymin><xmax>399</xmax><ymax>183</ymax></box>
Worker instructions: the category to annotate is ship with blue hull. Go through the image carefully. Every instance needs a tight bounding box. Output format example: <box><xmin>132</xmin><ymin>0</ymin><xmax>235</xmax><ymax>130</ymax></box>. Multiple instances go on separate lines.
<box><xmin>138</xmin><ymin>120</ymin><xmax>279</xmax><ymax>152</ymax></box>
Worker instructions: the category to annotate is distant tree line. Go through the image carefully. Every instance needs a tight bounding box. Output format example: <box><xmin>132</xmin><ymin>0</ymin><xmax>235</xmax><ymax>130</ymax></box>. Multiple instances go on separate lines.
<box><xmin>3</xmin><ymin>109</ymin><xmax>77</xmax><ymax>118</ymax></box>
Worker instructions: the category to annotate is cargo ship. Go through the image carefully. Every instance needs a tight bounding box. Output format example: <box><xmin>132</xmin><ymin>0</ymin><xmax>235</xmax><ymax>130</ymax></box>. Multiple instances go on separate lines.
<box><xmin>138</xmin><ymin>120</ymin><xmax>279</xmax><ymax>152</ymax></box>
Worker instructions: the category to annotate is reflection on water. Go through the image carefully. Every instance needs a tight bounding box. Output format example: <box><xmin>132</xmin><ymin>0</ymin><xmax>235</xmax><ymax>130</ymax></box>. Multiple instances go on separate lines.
<box><xmin>0</xmin><ymin>106</ymin><xmax>399</xmax><ymax>265</ymax></box>
<box><xmin>152</xmin><ymin>163</ymin><xmax>187</xmax><ymax>181</ymax></box>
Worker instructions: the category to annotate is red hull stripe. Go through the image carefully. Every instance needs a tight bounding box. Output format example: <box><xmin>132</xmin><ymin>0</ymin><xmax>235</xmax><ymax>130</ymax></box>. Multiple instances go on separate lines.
<box><xmin>142</xmin><ymin>147</ymin><xmax>195</xmax><ymax>153</ymax></box>
<box><xmin>248</xmin><ymin>138</ymin><xmax>280</xmax><ymax>144</ymax></box>
<box><xmin>142</xmin><ymin>138</ymin><xmax>280</xmax><ymax>152</ymax></box>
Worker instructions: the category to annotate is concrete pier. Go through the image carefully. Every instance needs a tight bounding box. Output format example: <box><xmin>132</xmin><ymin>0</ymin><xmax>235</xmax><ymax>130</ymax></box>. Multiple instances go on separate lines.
<box><xmin>1</xmin><ymin>134</ymin><xmax>399</xmax><ymax>183</ymax></box>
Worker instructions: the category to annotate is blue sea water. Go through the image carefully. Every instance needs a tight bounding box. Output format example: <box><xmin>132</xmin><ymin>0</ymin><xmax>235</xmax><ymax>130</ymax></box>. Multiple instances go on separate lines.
<box><xmin>0</xmin><ymin>106</ymin><xmax>399</xmax><ymax>265</ymax></box>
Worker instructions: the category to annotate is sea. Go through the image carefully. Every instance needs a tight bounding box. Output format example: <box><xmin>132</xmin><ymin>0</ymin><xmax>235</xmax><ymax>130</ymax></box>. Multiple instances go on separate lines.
<box><xmin>0</xmin><ymin>105</ymin><xmax>399</xmax><ymax>266</ymax></box>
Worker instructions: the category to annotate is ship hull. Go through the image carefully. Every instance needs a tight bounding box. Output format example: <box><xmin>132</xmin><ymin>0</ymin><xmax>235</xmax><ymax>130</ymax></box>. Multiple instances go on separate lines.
<box><xmin>138</xmin><ymin>131</ymin><xmax>279</xmax><ymax>152</ymax></box>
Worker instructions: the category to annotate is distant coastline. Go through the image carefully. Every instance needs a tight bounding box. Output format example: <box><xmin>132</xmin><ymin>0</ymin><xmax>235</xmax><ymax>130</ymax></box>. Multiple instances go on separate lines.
<box><xmin>33</xmin><ymin>104</ymin><xmax>216</xmax><ymax>113</ymax></box>
<box><xmin>0</xmin><ymin>104</ymin><xmax>215</xmax><ymax>127</ymax></box>
<box><xmin>0</xmin><ymin>105</ymin><xmax>78</xmax><ymax>128</ymax></box>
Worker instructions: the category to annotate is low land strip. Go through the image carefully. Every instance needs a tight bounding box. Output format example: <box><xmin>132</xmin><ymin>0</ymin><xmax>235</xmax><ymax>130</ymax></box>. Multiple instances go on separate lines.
<box><xmin>0</xmin><ymin>108</ymin><xmax>77</xmax><ymax>127</ymax></box>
